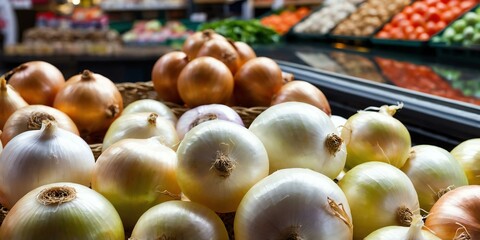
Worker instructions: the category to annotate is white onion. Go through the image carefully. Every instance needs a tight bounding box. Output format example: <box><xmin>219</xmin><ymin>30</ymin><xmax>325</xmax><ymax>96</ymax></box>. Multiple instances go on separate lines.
<box><xmin>0</xmin><ymin>182</ymin><xmax>124</xmax><ymax>239</ymax></box>
<box><xmin>451</xmin><ymin>138</ymin><xmax>480</xmax><ymax>185</ymax></box>
<box><xmin>130</xmin><ymin>200</ymin><xmax>228</xmax><ymax>240</ymax></box>
<box><xmin>102</xmin><ymin>112</ymin><xmax>179</xmax><ymax>152</ymax></box>
<box><xmin>0</xmin><ymin>121</ymin><xmax>95</xmax><ymax>208</ymax></box>
<box><xmin>176</xmin><ymin>104</ymin><xmax>244</xmax><ymax>139</ymax></box>
<box><xmin>121</xmin><ymin>99</ymin><xmax>177</xmax><ymax>124</ymax></box>
<box><xmin>365</xmin><ymin>215</ymin><xmax>440</xmax><ymax>240</ymax></box>
<box><xmin>234</xmin><ymin>168</ymin><xmax>353</xmax><ymax>240</ymax></box>
<box><xmin>92</xmin><ymin>137</ymin><xmax>181</xmax><ymax>231</ymax></box>
<box><xmin>249</xmin><ymin>102</ymin><xmax>346</xmax><ymax>179</ymax></box>
<box><xmin>331</xmin><ymin>114</ymin><xmax>347</xmax><ymax>132</ymax></box>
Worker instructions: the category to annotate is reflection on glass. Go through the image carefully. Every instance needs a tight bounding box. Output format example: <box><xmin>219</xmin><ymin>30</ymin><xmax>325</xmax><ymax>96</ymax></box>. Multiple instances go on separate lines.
<box><xmin>295</xmin><ymin>51</ymin><xmax>346</xmax><ymax>74</ymax></box>
<box><xmin>330</xmin><ymin>52</ymin><xmax>386</xmax><ymax>83</ymax></box>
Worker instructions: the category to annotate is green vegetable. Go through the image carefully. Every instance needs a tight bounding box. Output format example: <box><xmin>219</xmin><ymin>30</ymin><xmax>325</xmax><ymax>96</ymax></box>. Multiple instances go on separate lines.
<box><xmin>473</xmin><ymin>32</ymin><xmax>480</xmax><ymax>44</ymax></box>
<box><xmin>452</xmin><ymin>19</ymin><xmax>467</xmax><ymax>33</ymax></box>
<box><xmin>199</xmin><ymin>19</ymin><xmax>280</xmax><ymax>45</ymax></box>
<box><xmin>452</xmin><ymin>34</ymin><xmax>464</xmax><ymax>43</ymax></box>
<box><xmin>442</xmin><ymin>27</ymin><xmax>456</xmax><ymax>40</ymax></box>
<box><xmin>463</xmin><ymin>12</ymin><xmax>479</xmax><ymax>26</ymax></box>
<box><xmin>463</xmin><ymin>26</ymin><xmax>475</xmax><ymax>40</ymax></box>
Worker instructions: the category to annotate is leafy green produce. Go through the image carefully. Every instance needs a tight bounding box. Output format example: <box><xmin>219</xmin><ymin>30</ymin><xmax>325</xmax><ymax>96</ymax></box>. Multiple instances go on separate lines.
<box><xmin>199</xmin><ymin>19</ymin><xmax>280</xmax><ymax>45</ymax></box>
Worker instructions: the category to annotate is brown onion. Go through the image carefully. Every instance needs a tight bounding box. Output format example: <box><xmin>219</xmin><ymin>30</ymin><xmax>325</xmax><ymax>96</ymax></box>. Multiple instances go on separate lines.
<box><xmin>177</xmin><ymin>57</ymin><xmax>234</xmax><ymax>107</ymax></box>
<box><xmin>0</xmin><ymin>77</ymin><xmax>28</xmax><ymax>129</ymax></box>
<box><xmin>271</xmin><ymin>80</ymin><xmax>331</xmax><ymax>115</ymax></box>
<box><xmin>233</xmin><ymin>41</ymin><xmax>256</xmax><ymax>67</ymax></box>
<box><xmin>151</xmin><ymin>51</ymin><xmax>189</xmax><ymax>104</ymax></box>
<box><xmin>1</xmin><ymin>105</ymin><xmax>79</xmax><ymax>146</ymax></box>
<box><xmin>53</xmin><ymin>70</ymin><xmax>123</xmax><ymax>138</ymax></box>
<box><xmin>197</xmin><ymin>38</ymin><xmax>240</xmax><ymax>74</ymax></box>
<box><xmin>182</xmin><ymin>30</ymin><xmax>227</xmax><ymax>60</ymax></box>
<box><xmin>425</xmin><ymin>185</ymin><xmax>480</xmax><ymax>240</ymax></box>
<box><xmin>6</xmin><ymin>61</ymin><xmax>65</xmax><ymax>106</ymax></box>
<box><xmin>233</xmin><ymin>57</ymin><xmax>283</xmax><ymax>107</ymax></box>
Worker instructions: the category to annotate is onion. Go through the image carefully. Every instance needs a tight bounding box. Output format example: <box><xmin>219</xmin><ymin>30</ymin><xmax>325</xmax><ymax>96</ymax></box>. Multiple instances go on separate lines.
<box><xmin>102</xmin><ymin>112</ymin><xmax>179</xmax><ymax>152</ymax></box>
<box><xmin>6</xmin><ymin>61</ymin><xmax>65</xmax><ymax>106</ymax></box>
<box><xmin>182</xmin><ymin>29</ymin><xmax>227</xmax><ymax>60</ymax></box>
<box><xmin>151</xmin><ymin>51</ymin><xmax>188</xmax><ymax>104</ymax></box>
<box><xmin>0</xmin><ymin>121</ymin><xmax>95</xmax><ymax>208</ymax></box>
<box><xmin>365</xmin><ymin>215</ymin><xmax>440</xmax><ymax>240</ymax></box>
<box><xmin>425</xmin><ymin>185</ymin><xmax>480</xmax><ymax>240</ymax></box>
<box><xmin>197</xmin><ymin>38</ymin><xmax>240</xmax><ymax>74</ymax></box>
<box><xmin>341</xmin><ymin>103</ymin><xmax>411</xmax><ymax>169</ymax></box>
<box><xmin>249</xmin><ymin>102</ymin><xmax>346</xmax><ymax>179</ymax></box>
<box><xmin>0</xmin><ymin>182</ymin><xmax>124</xmax><ymax>239</ymax></box>
<box><xmin>233</xmin><ymin>57</ymin><xmax>283</xmax><ymax>107</ymax></box>
<box><xmin>53</xmin><ymin>70</ymin><xmax>123</xmax><ymax>138</ymax></box>
<box><xmin>234</xmin><ymin>168</ymin><xmax>353</xmax><ymax>240</ymax></box>
<box><xmin>176</xmin><ymin>104</ymin><xmax>244</xmax><ymax>139</ymax></box>
<box><xmin>176</xmin><ymin>120</ymin><xmax>269</xmax><ymax>213</ymax></box>
<box><xmin>338</xmin><ymin>161</ymin><xmax>420</xmax><ymax>240</ymax></box>
<box><xmin>121</xmin><ymin>99</ymin><xmax>177</xmax><ymax>124</ymax></box>
<box><xmin>0</xmin><ymin>76</ymin><xmax>28</xmax><ymax>129</ymax></box>
<box><xmin>131</xmin><ymin>200</ymin><xmax>228</xmax><ymax>240</ymax></box>
<box><xmin>331</xmin><ymin>115</ymin><xmax>347</xmax><ymax>133</ymax></box>
<box><xmin>1</xmin><ymin>104</ymin><xmax>79</xmax><ymax>146</ymax></box>
<box><xmin>282</xmin><ymin>71</ymin><xmax>294</xmax><ymax>83</ymax></box>
<box><xmin>451</xmin><ymin>138</ymin><xmax>480</xmax><ymax>185</ymax></box>
<box><xmin>177</xmin><ymin>57</ymin><xmax>234</xmax><ymax>107</ymax></box>
<box><xmin>271</xmin><ymin>80</ymin><xmax>331</xmax><ymax>115</ymax></box>
<box><xmin>92</xmin><ymin>137</ymin><xmax>181</xmax><ymax>231</ymax></box>
<box><xmin>401</xmin><ymin>145</ymin><xmax>468</xmax><ymax>212</ymax></box>
<box><xmin>233</xmin><ymin>41</ymin><xmax>256</xmax><ymax>67</ymax></box>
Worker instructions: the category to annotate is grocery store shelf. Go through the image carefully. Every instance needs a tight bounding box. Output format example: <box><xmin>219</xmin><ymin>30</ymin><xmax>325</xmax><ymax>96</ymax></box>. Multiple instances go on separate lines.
<box><xmin>100</xmin><ymin>2</ymin><xmax>186</xmax><ymax>11</ymax></box>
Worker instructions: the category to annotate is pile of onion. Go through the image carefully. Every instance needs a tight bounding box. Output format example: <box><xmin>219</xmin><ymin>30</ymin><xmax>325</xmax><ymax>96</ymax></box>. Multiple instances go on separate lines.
<box><xmin>151</xmin><ymin>51</ymin><xmax>189</xmax><ymax>104</ymax></box>
<box><xmin>451</xmin><ymin>138</ymin><xmax>480</xmax><ymax>185</ymax></box>
<box><xmin>182</xmin><ymin>29</ymin><xmax>227</xmax><ymax>60</ymax></box>
<box><xmin>0</xmin><ymin>76</ymin><xmax>28</xmax><ymax>129</ymax></box>
<box><xmin>6</xmin><ymin>61</ymin><xmax>65</xmax><ymax>106</ymax></box>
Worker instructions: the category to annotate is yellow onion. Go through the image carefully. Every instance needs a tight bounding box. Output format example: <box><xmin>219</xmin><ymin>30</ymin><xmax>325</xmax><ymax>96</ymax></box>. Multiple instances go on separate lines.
<box><xmin>92</xmin><ymin>137</ymin><xmax>180</xmax><ymax>231</ymax></box>
<box><xmin>338</xmin><ymin>161</ymin><xmax>420</xmax><ymax>240</ymax></box>
<box><xmin>102</xmin><ymin>112</ymin><xmax>179</xmax><ymax>152</ymax></box>
<box><xmin>425</xmin><ymin>185</ymin><xmax>480</xmax><ymax>239</ymax></box>
<box><xmin>0</xmin><ymin>130</ymin><xmax>2</xmax><ymax>154</ymax></box>
<box><xmin>401</xmin><ymin>145</ymin><xmax>468</xmax><ymax>212</ymax></box>
<box><xmin>1</xmin><ymin>104</ymin><xmax>79</xmax><ymax>146</ymax></box>
<box><xmin>151</xmin><ymin>51</ymin><xmax>188</xmax><ymax>104</ymax></box>
<box><xmin>341</xmin><ymin>103</ymin><xmax>411</xmax><ymax>169</ymax></box>
<box><xmin>121</xmin><ymin>99</ymin><xmax>177</xmax><ymax>124</ymax></box>
<box><xmin>197</xmin><ymin>38</ymin><xmax>240</xmax><ymax>74</ymax></box>
<box><xmin>0</xmin><ymin>76</ymin><xmax>28</xmax><ymax>129</ymax></box>
<box><xmin>0</xmin><ymin>182</ymin><xmax>124</xmax><ymax>239</ymax></box>
<box><xmin>233</xmin><ymin>41</ymin><xmax>256</xmax><ymax>67</ymax></box>
<box><xmin>365</xmin><ymin>215</ymin><xmax>440</xmax><ymax>240</ymax></box>
<box><xmin>53</xmin><ymin>70</ymin><xmax>123</xmax><ymax>138</ymax></box>
<box><xmin>6</xmin><ymin>61</ymin><xmax>65</xmax><ymax>106</ymax></box>
<box><xmin>0</xmin><ymin>121</ymin><xmax>95</xmax><ymax>208</ymax></box>
<box><xmin>271</xmin><ymin>80</ymin><xmax>331</xmax><ymax>115</ymax></box>
<box><xmin>451</xmin><ymin>138</ymin><xmax>480</xmax><ymax>185</ymax></box>
<box><xmin>130</xmin><ymin>200</ymin><xmax>228</xmax><ymax>240</ymax></box>
<box><xmin>176</xmin><ymin>120</ymin><xmax>269</xmax><ymax>213</ymax></box>
<box><xmin>249</xmin><ymin>102</ymin><xmax>346</xmax><ymax>179</ymax></box>
<box><xmin>182</xmin><ymin>29</ymin><xmax>227</xmax><ymax>60</ymax></box>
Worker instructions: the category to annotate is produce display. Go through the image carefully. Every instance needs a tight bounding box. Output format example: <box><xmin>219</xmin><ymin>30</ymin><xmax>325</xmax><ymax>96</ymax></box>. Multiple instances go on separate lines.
<box><xmin>260</xmin><ymin>7</ymin><xmax>310</xmax><ymax>35</ymax></box>
<box><xmin>332</xmin><ymin>0</ymin><xmax>411</xmax><ymax>37</ymax></box>
<box><xmin>431</xmin><ymin>7</ymin><xmax>480</xmax><ymax>45</ymax></box>
<box><xmin>121</xmin><ymin>20</ymin><xmax>193</xmax><ymax>45</ymax></box>
<box><xmin>376</xmin><ymin>0</ymin><xmax>477</xmax><ymax>41</ymax></box>
<box><xmin>198</xmin><ymin>19</ymin><xmax>280</xmax><ymax>44</ymax></box>
<box><xmin>432</xmin><ymin>65</ymin><xmax>480</xmax><ymax>99</ymax></box>
<box><xmin>330</xmin><ymin>52</ymin><xmax>387</xmax><ymax>83</ymax></box>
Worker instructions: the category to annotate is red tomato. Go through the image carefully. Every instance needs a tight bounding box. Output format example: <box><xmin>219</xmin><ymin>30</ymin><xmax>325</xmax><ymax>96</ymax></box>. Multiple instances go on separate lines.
<box><xmin>441</xmin><ymin>11</ymin><xmax>455</xmax><ymax>23</ymax></box>
<box><xmin>425</xmin><ymin>0</ymin><xmax>438</xmax><ymax>6</ymax></box>
<box><xmin>440</xmin><ymin>0</ymin><xmax>449</xmax><ymax>3</ymax></box>
<box><xmin>383</xmin><ymin>23</ymin><xmax>393</xmax><ymax>32</ymax></box>
<box><xmin>377</xmin><ymin>31</ymin><xmax>390</xmax><ymax>39</ymax></box>
<box><xmin>392</xmin><ymin>13</ymin><xmax>408</xmax><ymax>25</ymax></box>
<box><xmin>411</xmin><ymin>13</ymin><xmax>425</xmax><ymax>27</ymax></box>
<box><xmin>425</xmin><ymin>21</ymin><xmax>437</xmax><ymax>35</ymax></box>
<box><xmin>450</xmin><ymin>7</ymin><xmax>463</xmax><ymax>18</ymax></box>
<box><xmin>426</xmin><ymin>7</ymin><xmax>442</xmax><ymax>22</ymax></box>
<box><xmin>436</xmin><ymin>21</ymin><xmax>447</xmax><ymax>32</ymax></box>
<box><xmin>419</xmin><ymin>32</ymin><xmax>430</xmax><ymax>40</ymax></box>
<box><xmin>460</xmin><ymin>1</ymin><xmax>475</xmax><ymax>11</ymax></box>
<box><xmin>403</xmin><ymin>25</ymin><xmax>415</xmax><ymax>35</ymax></box>
<box><xmin>403</xmin><ymin>6</ymin><xmax>415</xmax><ymax>18</ymax></box>
<box><xmin>435</xmin><ymin>2</ymin><xmax>447</xmax><ymax>11</ymax></box>
<box><xmin>391</xmin><ymin>28</ymin><xmax>405</xmax><ymax>39</ymax></box>
<box><xmin>413</xmin><ymin>2</ymin><xmax>428</xmax><ymax>15</ymax></box>
<box><xmin>407</xmin><ymin>33</ymin><xmax>418</xmax><ymax>40</ymax></box>
<box><xmin>447</xmin><ymin>1</ymin><xmax>460</xmax><ymax>8</ymax></box>
<box><xmin>397</xmin><ymin>20</ymin><xmax>411</xmax><ymax>29</ymax></box>
<box><xmin>415</xmin><ymin>26</ymin><xmax>426</xmax><ymax>35</ymax></box>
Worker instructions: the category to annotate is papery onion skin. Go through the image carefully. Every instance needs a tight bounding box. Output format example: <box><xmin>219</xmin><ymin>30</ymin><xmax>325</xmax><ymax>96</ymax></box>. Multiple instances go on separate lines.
<box><xmin>182</xmin><ymin>30</ymin><xmax>227</xmax><ymax>60</ymax></box>
<box><xmin>177</xmin><ymin>56</ymin><xmax>234</xmax><ymax>107</ymax></box>
<box><xmin>451</xmin><ymin>138</ymin><xmax>480</xmax><ymax>185</ymax></box>
<box><xmin>365</xmin><ymin>216</ymin><xmax>441</xmax><ymax>240</ymax></box>
<box><xmin>92</xmin><ymin>138</ymin><xmax>181</xmax><ymax>231</ymax></box>
<box><xmin>0</xmin><ymin>122</ymin><xmax>95</xmax><ymax>209</ymax></box>
<box><xmin>131</xmin><ymin>200</ymin><xmax>228</xmax><ymax>240</ymax></box>
<box><xmin>338</xmin><ymin>161</ymin><xmax>420</xmax><ymax>240</ymax></box>
<box><xmin>102</xmin><ymin>112</ymin><xmax>179</xmax><ymax>152</ymax></box>
<box><xmin>271</xmin><ymin>80</ymin><xmax>331</xmax><ymax>115</ymax></box>
<box><xmin>7</xmin><ymin>61</ymin><xmax>65</xmax><ymax>106</ymax></box>
<box><xmin>177</xmin><ymin>120</ymin><xmax>269</xmax><ymax>213</ymax></box>
<box><xmin>53</xmin><ymin>70</ymin><xmax>123</xmax><ymax>137</ymax></box>
<box><xmin>341</xmin><ymin>104</ymin><xmax>411</xmax><ymax>169</ymax></box>
<box><xmin>234</xmin><ymin>168</ymin><xmax>353</xmax><ymax>240</ymax></box>
<box><xmin>331</xmin><ymin>115</ymin><xmax>347</xmax><ymax>133</ymax></box>
<box><xmin>233</xmin><ymin>57</ymin><xmax>283</xmax><ymax>107</ymax></box>
<box><xmin>401</xmin><ymin>145</ymin><xmax>468</xmax><ymax>212</ymax></box>
<box><xmin>151</xmin><ymin>51</ymin><xmax>188</xmax><ymax>104</ymax></box>
<box><xmin>425</xmin><ymin>185</ymin><xmax>480</xmax><ymax>240</ymax></box>
<box><xmin>121</xmin><ymin>99</ymin><xmax>177</xmax><ymax>124</ymax></box>
<box><xmin>249</xmin><ymin>102</ymin><xmax>346</xmax><ymax>179</ymax></box>
<box><xmin>176</xmin><ymin>104</ymin><xmax>244</xmax><ymax>139</ymax></box>
<box><xmin>234</xmin><ymin>41</ymin><xmax>256</xmax><ymax>67</ymax></box>
<box><xmin>0</xmin><ymin>182</ymin><xmax>124</xmax><ymax>239</ymax></box>
<box><xmin>1</xmin><ymin>104</ymin><xmax>79</xmax><ymax>146</ymax></box>
<box><xmin>197</xmin><ymin>38</ymin><xmax>240</xmax><ymax>74</ymax></box>
<box><xmin>0</xmin><ymin>77</ymin><xmax>28</xmax><ymax>129</ymax></box>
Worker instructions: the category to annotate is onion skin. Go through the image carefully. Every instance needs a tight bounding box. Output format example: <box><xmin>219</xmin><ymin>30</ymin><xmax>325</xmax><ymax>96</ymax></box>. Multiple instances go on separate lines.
<box><xmin>7</xmin><ymin>61</ymin><xmax>65</xmax><ymax>106</ymax></box>
<box><xmin>1</xmin><ymin>104</ymin><xmax>79</xmax><ymax>146</ymax></box>
<box><xmin>234</xmin><ymin>41</ymin><xmax>256</xmax><ymax>67</ymax></box>
<box><xmin>451</xmin><ymin>138</ymin><xmax>480</xmax><ymax>185</ymax></box>
<box><xmin>0</xmin><ymin>77</ymin><xmax>28</xmax><ymax>129</ymax></box>
<box><xmin>197</xmin><ymin>38</ymin><xmax>240</xmax><ymax>74</ymax></box>
<box><xmin>177</xmin><ymin>57</ymin><xmax>234</xmax><ymax>107</ymax></box>
<box><xmin>53</xmin><ymin>70</ymin><xmax>123</xmax><ymax>137</ymax></box>
<box><xmin>182</xmin><ymin>30</ymin><xmax>227</xmax><ymax>60</ymax></box>
<box><xmin>233</xmin><ymin>57</ymin><xmax>283</xmax><ymax>107</ymax></box>
<box><xmin>151</xmin><ymin>51</ymin><xmax>188</xmax><ymax>104</ymax></box>
<box><xmin>365</xmin><ymin>216</ymin><xmax>441</xmax><ymax>240</ymax></box>
<box><xmin>425</xmin><ymin>185</ymin><xmax>480</xmax><ymax>240</ymax></box>
<box><xmin>271</xmin><ymin>80</ymin><xmax>331</xmax><ymax>115</ymax></box>
<box><xmin>121</xmin><ymin>99</ymin><xmax>177</xmax><ymax>124</ymax></box>
<box><xmin>131</xmin><ymin>200</ymin><xmax>228</xmax><ymax>240</ymax></box>
<box><xmin>0</xmin><ymin>182</ymin><xmax>125</xmax><ymax>240</ymax></box>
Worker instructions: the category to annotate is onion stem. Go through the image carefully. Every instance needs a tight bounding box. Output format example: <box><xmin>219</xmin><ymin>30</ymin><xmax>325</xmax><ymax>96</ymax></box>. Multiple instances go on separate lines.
<box><xmin>39</xmin><ymin>121</ymin><xmax>58</xmax><ymax>139</ymax></box>
<box><xmin>328</xmin><ymin>196</ymin><xmax>353</xmax><ymax>230</ymax></box>
<box><xmin>325</xmin><ymin>133</ymin><xmax>343</xmax><ymax>156</ymax></box>
<box><xmin>212</xmin><ymin>150</ymin><xmax>235</xmax><ymax>178</ymax></box>
<box><xmin>397</xmin><ymin>206</ymin><xmax>413</xmax><ymax>227</ymax></box>
<box><xmin>147</xmin><ymin>113</ymin><xmax>159</xmax><ymax>125</ymax></box>
<box><xmin>37</xmin><ymin>186</ymin><xmax>76</xmax><ymax>206</ymax></box>
<box><xmin>105</xmin><ymin>104</ymin><xmax>120</xmax><ymax>118</ymax></box>
<box><xmin>282</xmin><ymin>226</ymin><xmax>304</xmax><ymax>240</ymax></box>
<box><xmin>81</xmin><ymin>70</ymin><xmax>94</xmax><ymax>81</ymax></box>
<box><xmin>190</xmin><ymin>113</ymin><xmax>218</xmax><ymax>129</ymax></box>
<box><xmin>28</xmin><ymin>112</ymin><xmax>56</xmax><ymax>130</ymax></box>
